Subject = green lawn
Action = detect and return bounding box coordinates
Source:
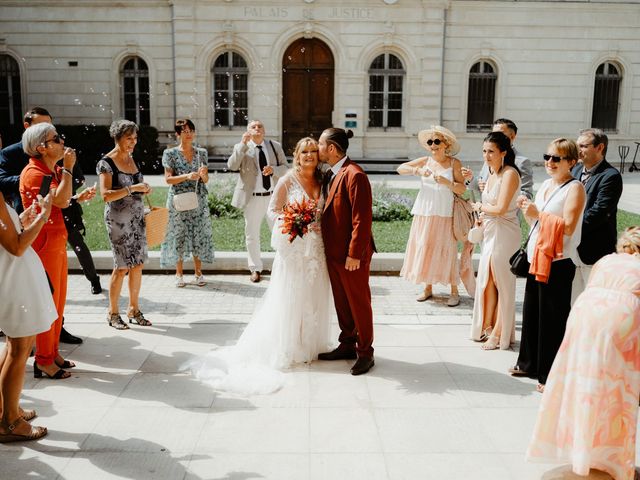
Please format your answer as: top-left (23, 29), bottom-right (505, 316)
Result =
top-left (77, 187), bottom-right (640, 253)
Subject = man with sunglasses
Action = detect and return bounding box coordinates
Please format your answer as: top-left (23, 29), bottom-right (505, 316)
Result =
top-left (462, 118), bottom-right (533, 201)
top-left (570, 128), bottom-right (622, 303)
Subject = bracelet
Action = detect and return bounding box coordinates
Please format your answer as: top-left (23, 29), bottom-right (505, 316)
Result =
top-left (125, 186), bottom-right (131, 196)
top-left (62, 168), bottom-right (72, 177)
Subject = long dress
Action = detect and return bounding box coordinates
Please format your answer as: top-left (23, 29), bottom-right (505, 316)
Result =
top-left (469, 172), bottom-right (521, 349)
top-left (187, 174), bottom-right (332, 394)
top-left (527, 253), bottom-right (640, 480)
top-left (400, 165), bottom-right (459, 285)
top-left (160, 147), bottom-right (215, 267)
top-left (96, 157), bottom-right (148, 268)
top-left (0, 204), bottom-right (57, 338)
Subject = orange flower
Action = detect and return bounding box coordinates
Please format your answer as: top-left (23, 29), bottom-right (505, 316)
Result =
top-left (281, 198), bottom-right (318, 243)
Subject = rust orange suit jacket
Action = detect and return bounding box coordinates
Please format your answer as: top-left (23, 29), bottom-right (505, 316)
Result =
top-left (322, 158), bottom-right (376, 263)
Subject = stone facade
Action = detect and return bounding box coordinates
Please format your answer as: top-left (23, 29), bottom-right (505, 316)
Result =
top-left (1, 0), bottom-right (638, 163)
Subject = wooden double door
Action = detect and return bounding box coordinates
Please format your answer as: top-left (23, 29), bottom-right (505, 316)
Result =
top-left (282, 38), bottom-right (334, 154)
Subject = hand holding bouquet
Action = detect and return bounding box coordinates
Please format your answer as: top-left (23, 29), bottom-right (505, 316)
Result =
top-left (280, 197), bottom-right (319, 243)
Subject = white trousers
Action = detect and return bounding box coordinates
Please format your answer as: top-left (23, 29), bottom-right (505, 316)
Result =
top-left (243, 195), bottom-right (273, 273)
top-left (571, 264), bottom-right (592, 306)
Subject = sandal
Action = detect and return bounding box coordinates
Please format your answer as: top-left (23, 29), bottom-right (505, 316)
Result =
top-left (477, 327), bottom-right (493, 342)
top-left (107, 313), bottom-right (130, 330)
top-left (33, 362), bottom-right (70, 379)
top-left (20, 408), bottom-right (37, 422)
top-left (481, 335), bottom-right (500, 350)
top-left (55, 358), bottom-right (76, 369)
top-left (0, 418), bottom-right (47, 443)
top-left (536, 383), bottom-right (545, 393)
top-left (508, 365), bottom-right (529, 377)
top-left (128, 310), bottom-right (152, 326)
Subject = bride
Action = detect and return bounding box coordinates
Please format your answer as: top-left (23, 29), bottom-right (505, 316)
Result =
top-left (187, 137), bottom-right (332, 394)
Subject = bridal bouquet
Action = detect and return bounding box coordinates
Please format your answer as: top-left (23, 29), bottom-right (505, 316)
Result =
top-left (280, 198), bottom-right (318, 243)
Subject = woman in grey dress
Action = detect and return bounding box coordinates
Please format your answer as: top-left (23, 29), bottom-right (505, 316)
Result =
top-left (97, 120), bottom-right (152, 329)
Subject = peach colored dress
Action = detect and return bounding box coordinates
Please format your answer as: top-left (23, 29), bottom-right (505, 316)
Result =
top-left (527, 253), bottom-right (640, 480)
top-left (400, 166), bottom-right (459, 285)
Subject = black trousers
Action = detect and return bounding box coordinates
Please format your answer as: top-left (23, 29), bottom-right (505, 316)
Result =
top-left (516, 258), bottom-right (575, 385)
top-left (67, 228), bottom-right (99, 283)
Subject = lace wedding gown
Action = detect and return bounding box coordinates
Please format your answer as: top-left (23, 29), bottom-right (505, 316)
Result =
top-left (187, 174), bottom-right (332, 394)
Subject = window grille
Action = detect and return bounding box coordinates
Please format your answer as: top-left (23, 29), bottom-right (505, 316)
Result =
top-left (0, 55), bottom-right (22, 125)
top-left (121, 57), bottom-right (150, 126)
top-left (591, 62), bottom-right (621, 133)
top-left (212, 52), bottom-right (248, 128)
top-left (368, 53), bottom-right (404, 129)
top-left (467, 61), bottom-right (496, 131)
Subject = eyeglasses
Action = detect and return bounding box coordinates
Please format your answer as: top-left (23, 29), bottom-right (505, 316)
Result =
top-left (426, 139), bottom-right (442, 146)
top-left (43, 134), bottom-right (64, 145)
top-left (543, 154), bottom-right (567, 163)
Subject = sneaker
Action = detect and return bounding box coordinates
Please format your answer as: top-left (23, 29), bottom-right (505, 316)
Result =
top-left (175, 275), bottom-right (186, 288)
top-left (194, 274), bottom-right (206, 287)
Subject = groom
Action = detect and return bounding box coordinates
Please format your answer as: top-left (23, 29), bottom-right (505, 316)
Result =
top-left (318, 128), bottom-right (376, 375)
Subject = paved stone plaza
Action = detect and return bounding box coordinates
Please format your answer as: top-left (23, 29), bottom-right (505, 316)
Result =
top-left (1, 271), bottom-right (637, 480)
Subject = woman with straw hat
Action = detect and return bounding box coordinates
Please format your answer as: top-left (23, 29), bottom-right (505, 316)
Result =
top-left (397, 126), bottom-right (467, 307)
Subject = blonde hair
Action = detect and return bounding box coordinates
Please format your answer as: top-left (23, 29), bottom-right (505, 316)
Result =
top-left (549, 138), bottom-right (579, 167)
top-left (292, 137), bottom-right (318, 171)
top-left (617, 226), bottom-right (640, 255)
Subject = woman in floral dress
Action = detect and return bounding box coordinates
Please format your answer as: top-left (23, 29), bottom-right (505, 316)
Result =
top-left (160, 119), bottom-right (214, 287)
top-left (527, 227), bottom-right (640, 480)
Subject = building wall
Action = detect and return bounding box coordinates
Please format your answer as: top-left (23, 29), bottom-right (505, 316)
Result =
top-left (0, 0), bottom-right (638, 163)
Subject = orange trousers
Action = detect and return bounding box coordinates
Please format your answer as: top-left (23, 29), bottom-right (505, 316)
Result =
top-left (32, 228), bottom-right (68, 366)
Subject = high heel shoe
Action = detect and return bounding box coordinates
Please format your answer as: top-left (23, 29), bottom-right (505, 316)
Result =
top-left (33, 362), bottom-right (70, 380)
top-left (127, 310), bottom-right (152, 326)
top-left (55, 359), bottom-right (75, 369)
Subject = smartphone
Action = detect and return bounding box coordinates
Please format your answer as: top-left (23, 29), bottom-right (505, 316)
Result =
top-left (39, 175), bottom-right (53, 197)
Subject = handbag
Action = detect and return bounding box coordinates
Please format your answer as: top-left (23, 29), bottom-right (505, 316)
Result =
top-left (452, 194), bottom-right (475, 242)
top-left (509, 178), bottom-right (576, 277)
top-left (173, 190), bottom-right (198, 211)
top-left (144, 196), bottom-right (169, 247)
top-left (172, 158), bottom-right (201, 212)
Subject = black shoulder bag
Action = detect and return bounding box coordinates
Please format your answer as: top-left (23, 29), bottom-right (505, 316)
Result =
top-left (509, 178), bottom-right (576, 277)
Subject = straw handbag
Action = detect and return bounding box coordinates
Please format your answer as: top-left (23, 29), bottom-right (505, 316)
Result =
top-left (144, 197), bottom-right (169, 247)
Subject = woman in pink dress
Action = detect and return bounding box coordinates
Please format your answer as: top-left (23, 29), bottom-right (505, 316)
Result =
top-left (527, 226), bottom-right (640, 480)
top-left (397, 126), bottom-right (467, 307)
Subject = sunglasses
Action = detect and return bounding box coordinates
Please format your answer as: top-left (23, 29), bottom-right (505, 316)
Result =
top-left (43, 134), bottom-right (65, 145)
top-left (301, 149), bottom-right (318, 154)
top-left (426, 139), bottom-right (442, 146)
top-left (543, 154), bottom-right (567, 163)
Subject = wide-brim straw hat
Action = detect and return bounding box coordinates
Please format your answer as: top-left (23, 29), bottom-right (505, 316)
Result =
top-left (418, 125), bottom-right (460, 156)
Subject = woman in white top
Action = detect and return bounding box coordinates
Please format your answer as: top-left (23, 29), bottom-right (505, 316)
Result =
top-left (0, 191), bottom-right (54, 442)
top-left (509, 138), bottom-right (586, 392)
top-left (469, 132), bottom-right (522, 350)
top-left (397, 126), bottom-right (467, 307)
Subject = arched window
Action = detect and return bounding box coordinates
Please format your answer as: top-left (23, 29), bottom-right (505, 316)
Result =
top-left (592, 62), bottom-right (621, 132)
top-left (368, 53), bottom-right (405, 129)
top-left (212, 51), bottom-right (248, 128)
top-left (467, 60), bottom-right (497, 131)
top-left (0, 55), bottom-right (22, 125)
top-left (121, 57), bottom-right (150, 126)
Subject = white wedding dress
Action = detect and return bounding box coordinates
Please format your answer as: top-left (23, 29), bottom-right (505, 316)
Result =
top-left (187, 174), bottom-right (332, 394)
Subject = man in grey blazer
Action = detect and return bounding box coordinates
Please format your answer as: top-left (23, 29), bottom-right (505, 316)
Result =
top-left (462, 118), bottom-right (534, 201)
top-left (227, 120), bottom-right (289, 282)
